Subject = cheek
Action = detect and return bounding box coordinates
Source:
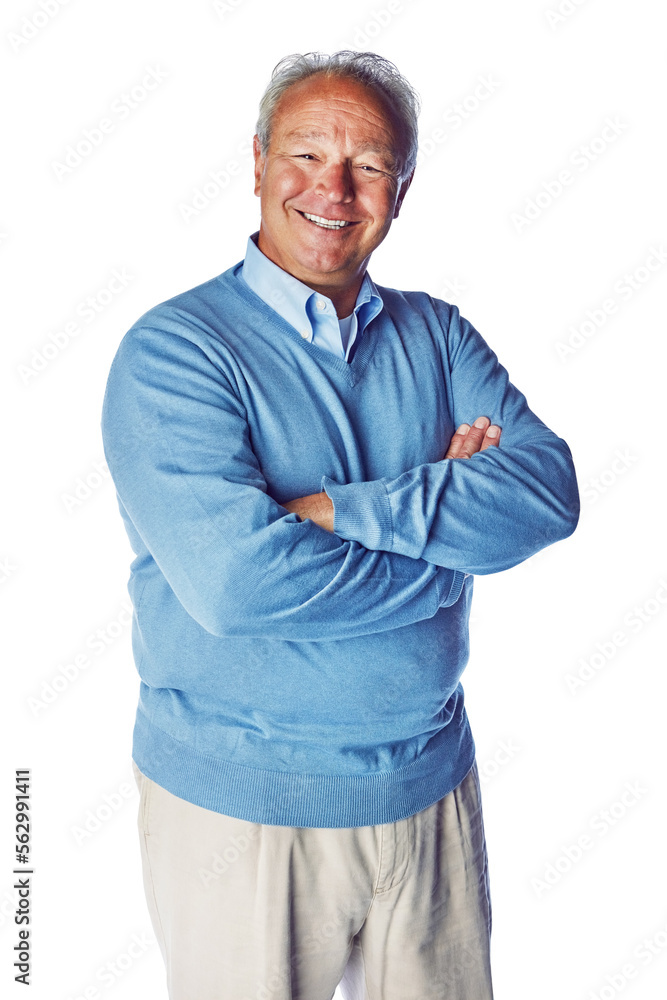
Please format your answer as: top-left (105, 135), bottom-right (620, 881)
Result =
top-left (366, 193), bottom-right (396, 229)
top-left (361, 181), bottom-right (397, 216)
top-left (264, 165), bottom-right (307, 207)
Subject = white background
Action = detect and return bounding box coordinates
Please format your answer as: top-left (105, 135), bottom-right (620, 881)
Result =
top-left (2, 0), bottom-right (666, 998)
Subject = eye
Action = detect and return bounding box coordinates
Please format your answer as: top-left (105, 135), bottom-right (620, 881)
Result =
top-left (296, 153), bottom-right (316, 160)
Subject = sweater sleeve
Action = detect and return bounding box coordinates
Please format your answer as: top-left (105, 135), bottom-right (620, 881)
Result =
top-left (100, 323), bottom-right (465, 641)
top-left (321, 301), bottom-right (580, 574)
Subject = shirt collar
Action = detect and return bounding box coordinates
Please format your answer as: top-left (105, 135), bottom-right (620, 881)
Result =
top-left (240, 231), bottom-right (383, 338)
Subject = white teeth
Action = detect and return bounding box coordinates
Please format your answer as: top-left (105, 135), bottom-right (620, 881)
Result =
top-left (302, 212), bottom-right (351, 229)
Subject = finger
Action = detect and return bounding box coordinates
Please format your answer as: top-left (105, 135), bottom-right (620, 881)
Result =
top-left (443, 423), bottom-right (471, 459)
top-left (457, 416), bottom-right (490, 458)
top-left (479, 425), bottom-right (501, 452)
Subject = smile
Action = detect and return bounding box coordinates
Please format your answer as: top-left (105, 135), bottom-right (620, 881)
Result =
top-left (298, 211), bottom-right (357, 230)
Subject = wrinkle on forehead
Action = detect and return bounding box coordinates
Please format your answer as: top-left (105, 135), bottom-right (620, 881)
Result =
top-left (278, 85), bottom-right (393, 132)
top-left (272, 78), bottom-right (400, 171)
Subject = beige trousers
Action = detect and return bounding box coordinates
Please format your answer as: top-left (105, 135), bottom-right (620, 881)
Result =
top-left (132, 758), bottom-right (493, 1000)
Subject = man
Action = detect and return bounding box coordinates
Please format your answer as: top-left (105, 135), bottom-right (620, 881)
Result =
top-left (101, 50), bottom-right (579, 1000)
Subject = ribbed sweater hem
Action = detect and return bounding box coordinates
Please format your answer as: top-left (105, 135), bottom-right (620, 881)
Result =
top-left (132, 703), bottom-right (475, 828)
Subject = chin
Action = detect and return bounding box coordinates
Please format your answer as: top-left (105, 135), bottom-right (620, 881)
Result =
top-left (296, 250), bottom-right (354, 275)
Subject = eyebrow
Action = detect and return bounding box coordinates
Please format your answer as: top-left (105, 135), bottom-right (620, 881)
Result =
top-left (281, 129), bottom-right (398, 171)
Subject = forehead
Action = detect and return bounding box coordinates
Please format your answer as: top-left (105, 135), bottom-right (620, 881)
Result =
top-left (272, 73), bottom-right (397, 147)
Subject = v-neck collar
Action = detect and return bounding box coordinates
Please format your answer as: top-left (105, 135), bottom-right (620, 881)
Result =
top-left (219, 264), bottom-right (382, 387)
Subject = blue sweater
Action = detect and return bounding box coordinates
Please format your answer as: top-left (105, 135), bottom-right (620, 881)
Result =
top-left (100, 252), bottom-right (579, 828)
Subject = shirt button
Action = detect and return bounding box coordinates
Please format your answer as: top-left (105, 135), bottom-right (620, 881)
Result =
top-left (300, 329), bottom-right (310, 339)
top-left (316, 299), bottom-right (325, 310)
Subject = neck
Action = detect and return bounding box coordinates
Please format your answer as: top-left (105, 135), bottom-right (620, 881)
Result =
top-left (307, 277), bottom-right (363, 318)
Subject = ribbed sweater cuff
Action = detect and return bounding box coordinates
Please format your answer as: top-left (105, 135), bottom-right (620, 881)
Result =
top-left (321, 475), bottom-right (393, 551)
top-left (440, 569), bottom-right (466, 607)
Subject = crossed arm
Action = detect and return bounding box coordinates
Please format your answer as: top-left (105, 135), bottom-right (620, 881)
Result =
top-left (282, 416), bottom-right (502, 531)
top-left (102, 299), bottom-right (578, 639)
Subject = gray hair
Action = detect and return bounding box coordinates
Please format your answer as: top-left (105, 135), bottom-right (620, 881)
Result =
top-left (255, 50), bottom-right (421, 181)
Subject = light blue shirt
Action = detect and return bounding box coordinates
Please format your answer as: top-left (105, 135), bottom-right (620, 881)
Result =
top-left (241, 231), bottom-right (383, 362)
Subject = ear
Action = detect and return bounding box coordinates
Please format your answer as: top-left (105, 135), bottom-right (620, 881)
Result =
top-left (253, 134), bottom-right (265, 197)
top-left (393, 168), bottom-right (415, 219)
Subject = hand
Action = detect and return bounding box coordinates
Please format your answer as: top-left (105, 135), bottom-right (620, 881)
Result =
top-left (444, 416), bottom-right (501, 459)
top-left (282, 491), bottom-right (335, 532)
top-left (281, 417), bottom-right (501, 530)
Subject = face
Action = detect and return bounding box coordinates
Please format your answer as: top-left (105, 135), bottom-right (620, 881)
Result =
top-left (253, 73), bottom-right (413, 311)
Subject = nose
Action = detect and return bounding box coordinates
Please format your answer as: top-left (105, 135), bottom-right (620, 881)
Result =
top-left (314, 161), bottom-right (354, 204)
